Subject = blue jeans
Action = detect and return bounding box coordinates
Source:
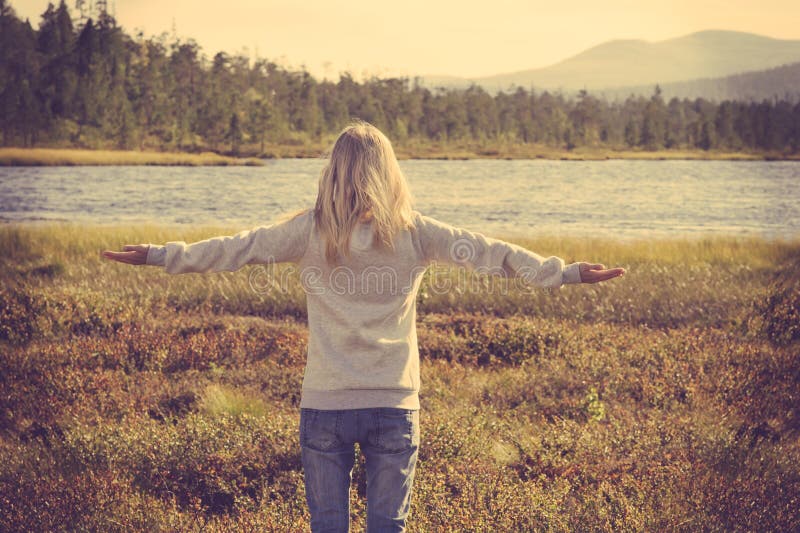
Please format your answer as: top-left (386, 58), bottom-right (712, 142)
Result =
top-left (300, 407), bottom-right (420, 533)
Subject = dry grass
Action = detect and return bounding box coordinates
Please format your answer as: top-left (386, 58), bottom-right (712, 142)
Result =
top-left (3, 144), bottom-right (796, 166)
top-left (391, 139), bottom-right (795, 161)
top-left (0, 148), bottom-right (264, 166)
top-left (1, 223), bottom-right (798, 531)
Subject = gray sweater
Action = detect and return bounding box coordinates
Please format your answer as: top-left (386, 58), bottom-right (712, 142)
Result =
top-left (146, 210), bottom-right (582, 410)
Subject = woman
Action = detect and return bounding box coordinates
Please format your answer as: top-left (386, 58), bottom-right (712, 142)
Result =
top-left (103, 121), bottom-right (624, 532)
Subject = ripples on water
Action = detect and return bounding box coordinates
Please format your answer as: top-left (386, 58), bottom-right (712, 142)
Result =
top-left (0, 159), bottom-right (798, 239)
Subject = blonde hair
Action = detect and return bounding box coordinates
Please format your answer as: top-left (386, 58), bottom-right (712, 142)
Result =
top-left (314, 121), bottom-right (414, 263)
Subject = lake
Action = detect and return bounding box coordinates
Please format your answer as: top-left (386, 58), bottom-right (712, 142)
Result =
top-left (1, 159), bottom-right (798, 240)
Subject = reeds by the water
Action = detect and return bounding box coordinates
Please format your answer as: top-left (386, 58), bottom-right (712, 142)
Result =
top-left (2, 144), bottom-right (794, 166)
top-left (393, 139), bottom-right (774, 160)
top-left (0, 147), bottom-right (263, 166)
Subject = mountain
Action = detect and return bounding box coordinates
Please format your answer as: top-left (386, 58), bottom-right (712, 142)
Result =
top-left (420, 31), bottom-right (800, 94)
top-left (597, 61), bottom-right (800, 103)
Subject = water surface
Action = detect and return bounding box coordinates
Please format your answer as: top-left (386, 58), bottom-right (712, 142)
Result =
top-left (1, 159), bottom-right (797, 239)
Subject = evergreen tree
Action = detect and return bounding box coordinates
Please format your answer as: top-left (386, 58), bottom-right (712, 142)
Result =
top-left (698, 120), bottom-right (716, 150)
top-left (640, 86), bottom-right (667, 149)
top-left (0, 7), bottom-right (41, 145)
top-left (570, 89), bottom-right (602, 145)
top-left (226, 112), bottom-right (242, 154)
top-left (714, 101), bottom-right (740, 149)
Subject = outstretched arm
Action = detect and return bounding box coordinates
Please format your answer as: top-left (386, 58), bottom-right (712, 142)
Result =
top-left (414, 213), bottom-right (624, 288)
top-left (102, 210), bottom-right (313, 273)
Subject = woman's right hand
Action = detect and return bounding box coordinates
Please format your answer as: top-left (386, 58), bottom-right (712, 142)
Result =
top-left (102, 244), bottom-right (149, 265)
top-left (579, 263), bottom-right (626, 283)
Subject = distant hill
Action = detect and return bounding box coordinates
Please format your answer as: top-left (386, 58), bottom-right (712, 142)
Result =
top-left (420, 30), bottom-right (800, 95)
top-left (598, 61), bottom-right (800, 103)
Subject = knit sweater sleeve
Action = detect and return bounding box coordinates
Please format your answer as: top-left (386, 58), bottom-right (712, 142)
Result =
top-left (145, 210), bottom-right (313, 274)
top-left (414, 213), bottom-right (582, 288)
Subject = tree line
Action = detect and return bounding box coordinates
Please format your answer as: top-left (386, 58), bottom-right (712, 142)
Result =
top-left (2, 0), bottom-right (799, 155)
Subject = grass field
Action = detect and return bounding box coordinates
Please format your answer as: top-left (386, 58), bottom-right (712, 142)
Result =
top-left (1, 224), bottom-right (798, 531)
top-left (2, 144), bottom-right (797, 166)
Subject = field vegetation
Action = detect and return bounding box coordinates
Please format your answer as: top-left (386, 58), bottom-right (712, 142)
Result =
top-left (3, 144), bottom-right (789, 167)
top-left (391, 141), bottom-right (779, 161)
top-left (1, 224), bottom-right (798, 531)
top-left (0, 148), bottom-right (263, 167)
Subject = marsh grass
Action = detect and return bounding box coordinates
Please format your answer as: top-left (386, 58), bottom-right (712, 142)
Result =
top-left (0, 148), bottom-right (263, 167)
top-left (1, 223), bottom-right (799, 531)
top-left (4, 144), bottom-right (797, 167)
top-left (392, 139), bottom-right (782, 161)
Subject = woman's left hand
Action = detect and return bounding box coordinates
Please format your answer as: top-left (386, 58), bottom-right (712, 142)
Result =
top-left (102, 244), bottom-right (149, 265)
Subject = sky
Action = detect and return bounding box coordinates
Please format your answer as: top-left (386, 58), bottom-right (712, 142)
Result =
top-left (9, 0), bottom-right (800, 80)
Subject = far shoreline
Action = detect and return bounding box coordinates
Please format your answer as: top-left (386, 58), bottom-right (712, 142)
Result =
top-left (1, 146), bottom-right (799, 166)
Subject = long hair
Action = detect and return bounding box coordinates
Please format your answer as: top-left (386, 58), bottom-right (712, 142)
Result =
top-left (314, 121), bottom-right (414, 263)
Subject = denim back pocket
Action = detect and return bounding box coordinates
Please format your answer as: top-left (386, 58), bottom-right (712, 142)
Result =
top-left (374, 408), bottom-right (420, 452)
top-left (300, 409), bottom-right (343, 452)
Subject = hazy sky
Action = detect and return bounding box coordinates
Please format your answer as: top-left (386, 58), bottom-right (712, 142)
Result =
top-left (10, 0), bottom-right (800, 79)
